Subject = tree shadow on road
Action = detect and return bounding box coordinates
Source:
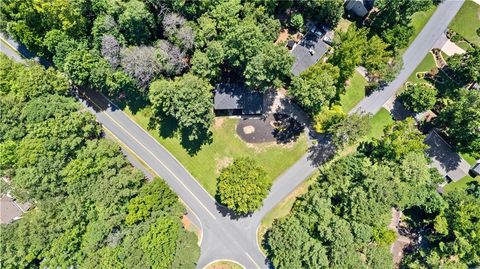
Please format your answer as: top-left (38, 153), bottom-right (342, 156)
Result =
top-left (214, 202), bottom-right (253, 220)
top-left (307, 135), bottom-right (336, 167)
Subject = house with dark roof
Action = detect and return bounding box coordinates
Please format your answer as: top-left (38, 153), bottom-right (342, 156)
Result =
top-left (290, 24), bottom-right (333, 76)
top-left (214, 83), bottom-right (264, 116)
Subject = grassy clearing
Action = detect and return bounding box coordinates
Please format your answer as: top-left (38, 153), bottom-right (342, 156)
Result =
top-left (444, 175), bottom-right (479, 192)
top-left (339, 71), bottom-right (367, 113)
top-left (125, 107), bottom-right (308, 195)
top-left (461, 153), bottom-right (477, 166)
top-left (407, 52), bottom-right (436, 83)
top-left (449, 0), bottom-right (480, 47)
top-left (368, 108), bottom-right (395, 139)
top-left (336, 18), bottom-right (352, 33)
top-left (206, 261), bottom-right (244, 269)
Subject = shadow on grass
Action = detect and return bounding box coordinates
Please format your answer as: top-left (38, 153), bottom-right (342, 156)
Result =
top-left (149, 113), bottom-right (213, 156)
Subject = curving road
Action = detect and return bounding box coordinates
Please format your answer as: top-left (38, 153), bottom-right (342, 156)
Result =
top-left (0, 1), bottom-right (464, 267)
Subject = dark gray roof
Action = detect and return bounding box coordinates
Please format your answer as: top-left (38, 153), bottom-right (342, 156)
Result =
top-left (214, 84), bottom-right (263, 114)
top-left (291, 32), bottom-right (328, 76)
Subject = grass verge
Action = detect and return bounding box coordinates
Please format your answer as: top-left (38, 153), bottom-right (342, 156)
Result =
top-left (206, 261), bottom-right (244, 269)
top-left (368, 108), bottom-right (395, 139)
top-left (444, 175), bottom-right (479, 192)
top-left (449, 0), bottom-right (480, 47)
top-left (339, 70), bottom-right (367, 113)
top-left (125, 107), bottom-right (308, 195)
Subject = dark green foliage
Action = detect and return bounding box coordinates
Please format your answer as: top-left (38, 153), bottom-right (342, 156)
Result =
top-left (329, 113), bottom-right (371, 148)
top-left (370, 0), bottom-right (434, 51)
top-left (402, 189), bottom-right (480, 268)
top-left (437, 89), bottom-right (480, 157)
top-left (448, 47), bottom-right (480, 84)
top-left (149, 73), bottom-right (214, 142)
top-left (216, 157), bottom-right (271, 214)
top-left (400, 83), bottom-right (438, 113)
top-left (0, 54), bottom-right (199, 269)
top-left (266, 118), bottom-right (445, 269)
top-left (289, 63), bottom-right (340, 114)
top-left (360, 118), bottom-right (427, 162)
top-left (300, 0), bottom-right (344, 26)
top-left (244, 42), bottom-right (294, 91)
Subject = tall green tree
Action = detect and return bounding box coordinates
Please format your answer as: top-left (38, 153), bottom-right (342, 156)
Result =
top-left (437, 89), bottom-right (480, 157)
top-left (149, 73), bottom-right (214, 142)
top-left (244, 42), bottom-right (294, 91)
top-left (400, 83), bottom-right (437, 113)
top-left (289, 63), bottom-right (339, 114)
top-left (216, 157), bottom-right (271, 214)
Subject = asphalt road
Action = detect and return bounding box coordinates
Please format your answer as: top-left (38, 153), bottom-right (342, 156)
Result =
top-left (0, 2), bottom-right (464, 267)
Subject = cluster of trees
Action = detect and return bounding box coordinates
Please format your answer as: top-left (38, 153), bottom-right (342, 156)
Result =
top-left (370, 0), bottom-right (435, 52)
top-left (0, 54), bottom-right (199, 268)
top-left (216, 158), bottom-right (271, 214)
top-left (437, 89), bottom-right (480, 158)
top-left (265, 116), bottom-right (479, 268)
top-left (190, 0), bottom-right (293, 91)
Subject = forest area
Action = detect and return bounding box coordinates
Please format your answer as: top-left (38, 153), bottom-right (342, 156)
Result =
top-left (0, 55), bottom-right (199, 268)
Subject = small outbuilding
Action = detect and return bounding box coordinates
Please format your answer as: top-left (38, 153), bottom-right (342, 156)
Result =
top-left (214, 83), bottom-right (264, 116)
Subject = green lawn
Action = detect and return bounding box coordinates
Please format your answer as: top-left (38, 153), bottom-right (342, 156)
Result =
top-left (125, 107), bottom-right (308, 195)
top-left (449, 0), bottom-right (480, 47)
top-left (339, 71), bottom-right (367, 113)
top-left (461, 153), bottom-right (477, 166)
top-left (409, 5), bottom-right (438, 45)
top-left (407, 52), bottom-right (436, 83)
top-left (368, 108), bottom-right (395, 139)
top-left (444, 175), bottom-right (479, 192)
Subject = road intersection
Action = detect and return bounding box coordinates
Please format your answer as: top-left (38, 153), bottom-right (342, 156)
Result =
top-left (0, 1), bottom-right (464, 267)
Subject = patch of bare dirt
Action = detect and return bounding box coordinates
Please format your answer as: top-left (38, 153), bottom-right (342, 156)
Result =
top-left (181, 214), bottom-right (191, 230)
top-left (216, 156), bottom-right (233, 174)
top-left (275, 29), bottom-right (289, 44)
top-left (214, 117), bottom-right (225, 128)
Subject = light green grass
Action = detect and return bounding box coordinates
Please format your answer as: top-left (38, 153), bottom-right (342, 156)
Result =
top-left (125, 107), bottom-right (308, 195)
top-left (444, 175), bottom-right (479, 192)
top-left (368, 108), bottom-right (394, 139)
top-left (206, 261), bottom-right (243, 269)
top-left (449, 0), bottom-right (480, 47)
top-left (339, 71), bottom-right (367, 113)
top-left (456, 40), bottom-right (473, 51)
top-left (461, 153), bottom-right (477, 166)
top-left (409, 5), bottom-right (438, 45)
top-left (407, 52), bottom-right (436, 83)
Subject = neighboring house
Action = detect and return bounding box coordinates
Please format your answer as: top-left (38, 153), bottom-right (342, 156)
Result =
top-left (290, 24), bottom-right (332, 76)
top-left (345, 0), bottom-right (375, 17)
top-left (469, 82), bottom-right (479, 91)
top-left (214, 83), bottom-right (264, 116)
top-left (424, 130), bottom-right (471, 182)
top-left (471, 161), bottom-right (480, 177)
top-left (0, 194), bottom-right (31, 224)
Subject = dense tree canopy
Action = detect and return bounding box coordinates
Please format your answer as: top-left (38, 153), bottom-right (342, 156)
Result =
top-left (289, 63), bottom-right (340, 114)
top-left (400, 83), bottom-right (437, 113)
top-left (448, 47), bottom-right (480, 84)
top-left (149, 73), bottom-right (214, 142)
top-left (0, 54), bottom-right (199, 269)
top-left (216, 157), bottom-right (271, 214)
top-left (437, 89), bottom-right (480, 158)
top-left (266, 117), bottom-right (445, 269)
